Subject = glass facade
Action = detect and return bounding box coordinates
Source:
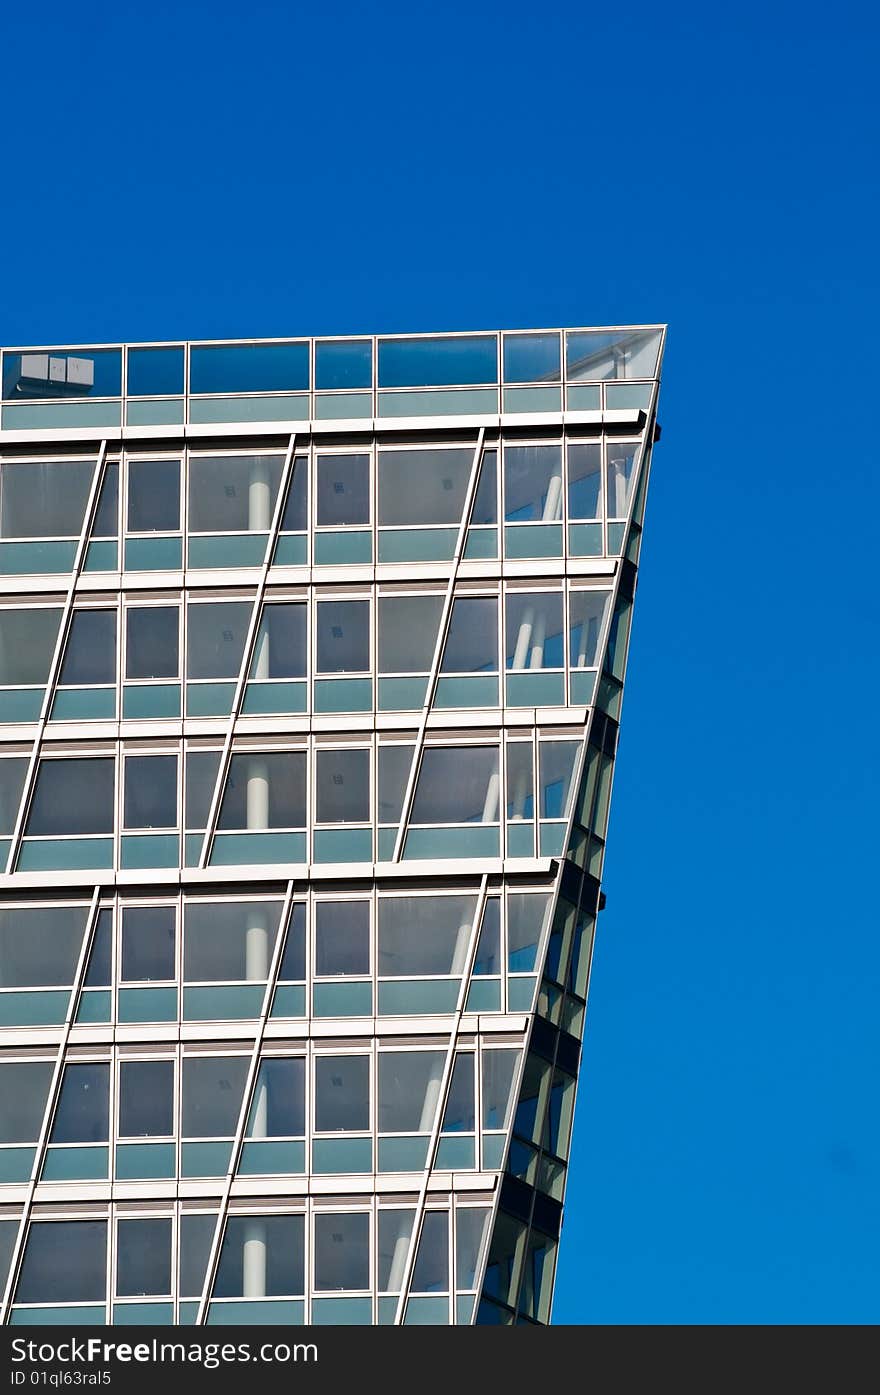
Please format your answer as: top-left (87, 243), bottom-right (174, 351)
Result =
top-left (0, 323), bottom-right (664, 1326)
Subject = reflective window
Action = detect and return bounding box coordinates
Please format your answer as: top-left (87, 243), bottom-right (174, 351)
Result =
top-left (378, 336), bottom-right (497, 388)
top-left (0, 904), bottom-right (88, 987)
top-left (127, 459), bottom-right (180, 533)
top-left (50, 1062), bottom-right (110, 1143)
top-left (456, 1207), bottom-right (491, 1289)
top-left (247, 1058), bottom-right (305, 1137)
top-left (84, 910), bottom-right (112, 987)
top-left (0, 460), bottom-right (93, 538)
top-left (0, 1061), bottom-right (53, 1141)
top-left (315, 749), bottom-right (370, 824)
top-left (378, 595), bottom-right (442, 674)
top-left (182, 1057), bottom-right (248, 1136)
top-left (218, 752), bottom-right (306, 830)
top-left (482, 1050), bottom-right (520, 1129)
top-left (569, 591), bottom-right (610, 669)
top-left (378, 1051), bottom-right (444, 1133)
top-left (59, 610), bottom-right (116, 686)
top-left (316, 454), bottom-right (370, 527)
top-left (377, 745), bottom-right (414, 828)
top-left (179, 1214), bottom-right (216, 1297)
top-left (0, 608), bottom-right (61, 685)
top-left (539, 741), bottom-right (581, 819)
top-left (186, 601), bottom-right (250, 679)
top-left (116, 1218), bottom-right (171, 1297)
top-left (505, 593), bottom-right (564, 670)
top-left (92, 463), bottom-right (119, 537)
top-left (474, 898), bottom-right (501, 975)
top-left (313, 1212), bottom-right (370, 1291)
top-left (121, 906), bottom-right (176, 981)
top-left (215, 1215), bottom-right (304, 1297)
top-left (250, 605), bottom-right (306, 678)
top-left (27, 758), bottom-right (114, 836)
top-left (411, 1211), bottom-right (448, 1292)
top-left (378, 1211), bottom-right (414, 1292)
top-left (279, 456), bottom-right (308, 532)
top-left (378, 895), bottom-right (477, 976)
top-left (316, 600), bottom-right (369, 673)
top-left (567, 443), bottom-right (602, 520)
top-left (440, 597), bottom-right (497, 673)
top-left (184, 900), bottom-right (283, 981)
top-left (126, 606), bottom-right (179, 679)
top-left (188, 455), bottom-right (283, 533)
top-left (118, 1060), bottom-right (174, 1137)
top-left (278, 904), bottom-right (307, 982)
top-left (442, 1054), bottom-right (475, 1132)
top-left (185, 751), bottom-right (220, 829)
top-left (507, 893), bottom-right (550, 972)
top-left (314, 1056), bottom-right (369, 1132)
top-left (566, 328), bottom-right (662, 380)
top-left (16, 1221), bottom-right (106, 1303)
top-left (3, 348), bottom-right (121, 400)
top-left (504, 445), bottom-right (563, 523)
top-left (606, 442), bottom-right (639, 518)
top-left (123, 755), bottom-right (178, 829)
top-left (0, 759), bottom-right (26, 836)
top-left (126, 346), bottom-right (184, 397)
top-left (471, 449), bottom-right (497, 525)
top-left (411, 746), bottom-right (499, 824)
top-left (378, 448), bottom-right (473, 526)
top-left (315, 339), bottom-right (372, 390)
top-left (190, 342), bottom-right (309, 395)
top-left (315, 902), bottom-right (370, 977)
top-left (503, 333), bottom-right (560, 384)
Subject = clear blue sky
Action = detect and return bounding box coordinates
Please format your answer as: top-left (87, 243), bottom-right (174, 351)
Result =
top-left (4, 0), bottom-right (878, 1325)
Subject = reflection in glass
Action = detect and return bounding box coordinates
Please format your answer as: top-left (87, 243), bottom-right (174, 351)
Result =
top-left (503, 333), bottom-right (561, 384)
top-left (0, 460), bottom-right (94, 538)
top-left (569, 591), bottom-right (610, 669)
top-left (59, 611), bottom-right (116, 686)
top-left (378, 895), bottom-right (477, 977)
top-left (567, 442), bottom-right (602, 520)
top-left (215, 1215), bottom-right (304, 1297)
top-left (190, 343), bottom-right (309, 395)
top-left (378, 1051), bottom-right (444, 1132)
top-left (315, 339), bottom-right (372, 390)
top-left (539, 741), bottom-right (581, 819)
top-left (182, 1057), bottom-right (248, 1136)
top-left (378, 448), bottom-right (472, 526)
top-left (378, 336), bottom-right (497, 388)
top-left (250, 605), bottom-right (306, 678)
top-left (126, 346), bottom-right (185, 397)
top-left (184, 901), bottom-right (283, 981)
top-left (504, 445), bottom-right (562, 522)
top-left (218, 752), bottom-right (306, 830)
top-left (186, 601), bottom-right (250, 679)
top-left (0, 608), bottom-right (61, 685)
top-left (505, 593), bottom-right (563, 670)
top-left (411, 746), bottom-right (499, 824)
top-left (188, 455), bottom-right (283, 533)
top-left (247, 1058), bottom-right (305, 1137)
top-left (378, 596), bottom-right (442, 674)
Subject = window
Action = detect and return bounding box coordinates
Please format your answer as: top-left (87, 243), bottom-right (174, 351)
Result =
top-left (456, 1208), bottom-right (491, 1289)
top-left (377, 745), bottom-right (414, 827)
top-left (539, 741), bottom-right (581, 819)
top-left (179, 1214), bottom-right (216, 1298)
top-left (127, 346), bottom-right (184, 397)
top-left (84, 911), bottom-right (112, 986)
top-left (26, 758), bottom-right (115, 836)
top-left (506, 743), bottom-right (534, 821)
top-left (182, 1057), bottom-right (248, 1137)
top-left (315, 749), bottom-right (370, 823)
top-left (186, 601), bottom-right (250, 679)
top-left (250, 605), bottom-right (306, 678)
top-left (188, 455), bottom-right (283, 533)
top-left (0, 904), bottom-right (89, 988)
top-left (217, 752), bottom-right (306, 830)
top-left (482, 1050), bottom-right (520, 1130)
top-left (16, 1221), bottom-right (107, 1303)
top-left (607, 442), bottom-right (640, 519)
top-left (315, 902), bottom-right (370, 977)
top-left (316, 600), bottom-right (369, 673)
top-left (215, 1215), bottom-right (304, 1297)
top-left (440, 597), bottom-right (497, 673)
top-left (471, 449), bottom-right (497, 525)
top-left (50, 1062), bottom-right (110, 1143)
top-left (118, 1060), bottom-right (174, 1137)
top-left (505, 593), bottom-right (563, 670)
top-left (0, 460), bottom-right (94, 538)
top-left (507, 893), bottom-right (550, 973)
top-left (123, 755), bottom-right (178, 829)
top-left (313, 1212), bottom-right (370, 1291)
top-left (0, 1061), bottom-right (53, 1141)
top-left (314, 1056), bottom-right (369, 1132)
top-left (247, 1058), bottom-right (305, 1137)
top-left (378, 448), bottom-right (473, 526)
top-left (185, 749), bottom-right (220, 831)
top-left (58, 611), bottom-right (116, 686)
top-left (567, 443), bottom-right (602, 520)
top-left (279, 456), bottom-right (308, 532)
top-left (315, 340), bottom-right (372, 390)
top-left (411, 1211), bottom-right (448, 1292)
top-left (378, 895), bottom-right (477, 977)
top-left (569, 591), bottom-right (610, 669)
top-left (0, 759), bottom-right (26, 837)
top-left (184, 900), bottom-right (283, 981)
top-left (92, 463), bottom-right (119, 538)
top-left (125, 607), bottom-right (179, 680)
top-left (442, 1054), bottom-right (475, 1132)
top-left (474, 898), bottom-right (501, 975)
top-left (127, 459), bottom-right (180, 533)
top-left (504, 445), bottom-right (563, 522)
top-left (410, 747), bottom-right (499, 824)
top-left (316, 453), bottom-right (370, 527)
top-left (278, 903), bottom-right (306, 982)
top-left (116, 1219), bottom-right (171, 1297)
top-left (190, 342), bottom-right (308, 395)
top-left (0, 608), bottom-right (61, 685)
top-left (378, 1211), bottom-right (415, 1292)
top-left (503, 332), bottom-right (560, 384)
top-left (121, 905), bottom-right (176, 981)
top-left (378, 1051), bottom-right (444, 1133)
top-left (377, 595), bottom-right (442, 674)
top-left (378, 335), bottom-right (497, 388)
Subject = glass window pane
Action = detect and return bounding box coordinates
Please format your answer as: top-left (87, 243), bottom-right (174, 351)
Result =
top-left (503, 333), bottom-right (560, 384)
top-left (186, 601), bottom-right (250, 679)
top-left (378, 336), bottom-right (497, 388)
top-left (482, 1050), bottom-right (520, 1130)
top-left (315, 749), bottom-right (369, 824)
top-left (27, 758), bottom-right (114, 836)
top-left (471, 449), bottom-right (497, 525)
top-left (378, 1051), bottom-right (445, 1133)
top-left (92, 462), bottom-right (119, 538)
top-left (315, 902), bottom-right (370, 977)
top-left (378, 895), bottom-right (477, 977)
top-left (250, 605), bottom-right (306, 679)
top-left (378, 1210), bottom-right (414, 1291)
top-left (50, 1062), bottom-right (109, 1143)
top-left (377, 745), bottom-right (414, 826)
top-left (248, 1058), bottom-right (305, 1137)
top-left (179, 1214), bottom-right (217, 1297)
top-left (116, 1218), bottom-right (171, 1297)
top-left (316, 600), bottom-right (369, 674)
top-left (411, 1211), bottom-right (448, 1292)
top-left (121, 906), bottom-right (176, 982)
top-left (126, 346), bottom-right (185, 397)
top-left (314, 1056), bottom-right (369, 1132)
top-left (606, 442), bottom-right (640, 518)
top-left (378, 596), bottom-right (442, 674)
top-left (0, 460), bottom-right (93, 538)
top-left (539, 741), bottom-right (581, 819)
top-left (279, 456), bottom-right (308, 532)
top-left (473, 898), bottom-right (500, 975)
top-left (316, 453), bottom-right (370, 527)
top-left (0, 608), bottom-right (61, 685)
top-left (218, 752), bottom-right (306, 830)
top-left (315, 339), bottom-right (372, 390)
top-left (504, 445), bottom-right (563, 523)
top-left (507, 893), bottom-right (550, 973)
top-left (214, 1215), bottom-right (304, 1297)
top-left (0, 1061), bottom-right (53, 1141)
top-left (456, 1207), bottom-right (491, 1289)
top-left (17, 1221), bottom-right (106, 1303)
top-left (59, 610), bottom-right (116, 686)
top-left (184, 900), bottom-right (282, 982)
top-left (566, 328), bottom-right (662, 381)
top-left (442, 1055), bottom-right (475, 1132)
top-left (439, 597), bottom-right (497, 673)
top-left (4, 348), bottom-right (120, 399)
top-left (505, 593), bottom-right (563, 671)
top-left (378, 448), bottom-right (472, 526)
top-left (188, 455), bottom-right (283, 533)
top-left (124, 755), bottom-right (177, 829)
top-left (0, 904), bottom-right (88, 988)
top-left (127, 459), bottom-right (180, 533)
top-left (182, 1057), bottom-right (248, 1136)
top-left (569, 591), bottom-right (610, 669)
top-left (185, 750), bottom-right (220, 829)
top-left (278, 903), bottom-right (306, 981)
top-left (567, 443), bottom-right (602, 520)
top-left (506, 741), bottom-right (535, 821)
top-left (119, 1061), bottom-right (174, 1137)
top-left (411, 746), bottom-right (499, 824)
top-left (83, 908), bottom-right (112, 987)
top-left (190, 343), bottom-right (309, 394)
top-left (126, 607), bottom-right (179, 679)
top-left (313, 1212), bottom-right (369, 1291)
top-left (0, 759), bottom-right (26, 836)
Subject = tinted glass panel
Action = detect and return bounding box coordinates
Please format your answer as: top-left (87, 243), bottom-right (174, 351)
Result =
top-left (279, 456), bottom-right (308, 532)
top-left (314, 1056), bottom-right (369, 1131)
top-left (378, 596), bottom-right (442, 674)
top-left (184, 900), bottom-right (282, 980)
top-left (121, 906), bottom-right (176, 982)
top-left (316, 600), bottom-right (369, 673)
top-left (410, 747), bottom-right (499, 824)
top-left (127, 460), bottom-right (180, 532)
top-left (248, 1058), bottom-right (305, 1137)
top-left (187, 601), bottom-right (250, 679)
top-left (0, 461), bottom-right (93, 538)
top-left (315, 749), bottom-right (370, 823)
top-left (190, 343), bottom-right (309, 394)
top-left (124, 755), bottom-right (178, 829)
top-left (126, 346), bottom-right (185, 397)
top-left (182, 1057), bottom-right (248, 1136)
top-left (119, 1061), bottom-right (174, 1137)
top-left (503, 333), bottom-right (561, 384)
top-left (92, 462), bottom-right (119, 538)
top-left (378, 448), bottom-right (472, 526)
top-left (215, 1215), bottom-right (304, 1297)
top-left (250, 605), bottom-right (306, 678)
top-left (27, 758), bottom-right (114, 836)
top-left (313, 1212), bottom-right (369, 1291)
top-left (0, 608), bottom-right (61, 685)
top-left (17, 1221), bottom-right (107, 1303)
top-left (188, 455), bottom-right (283, 533)
top-left (117, 1218), bottom-right (172, 1296)
top-left (59, 610), bottom-right (116, 686)
top-left (0, 904), bottom-right (88, 988)
top-left (441, 597), bottom-right (497, 672)
top-left (50, 1062), bottom-right (110, 1142)
top-left (218, 752), bottom-right (306, 830)
top-left (316, 454), bottom-right (370, 527)
top-left (378, 336), bottom-right (497, 387)
top-left (0, 1061), bottom-right (53, 1141)
top-left (315, 902), bottom-right (370, 976)
top-left (126, 607), bottom-right (179, 679)
top-left (315, 340), bottom-right (372, 390)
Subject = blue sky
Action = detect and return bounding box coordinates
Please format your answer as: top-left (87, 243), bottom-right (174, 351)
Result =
top-left (3, 0), bottom-right (879, 1324)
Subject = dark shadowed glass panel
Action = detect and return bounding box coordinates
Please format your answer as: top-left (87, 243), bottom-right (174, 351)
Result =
top-left (126, 346), bottom-right (185, 397)
top-left (315, 749), bottom-right (369, 823)
top-left (0, 608), bottom-right (61, 685)
top-left (92, 462), bottom-right (119, 538)
top-left (315, 901), bottom-right (370, 976)
top-left (410, 747), bottom-right (499, 824)
top-left (377, 745), bottom-right (414, 825)
top-left (440, 597), bottom-right (497, 673)
top-left (0, 460), bottom-right (93, 538)
top-left (503, 333), bottom-right (561, 384)
top-left (442, 1054), bottom-right (475, 1132)
top-left (247, 1058), bottom-right (305, 1136)
top-left (83, 909), bottom-right (112, 987)
top-left (126, 606), bottom-right (179, 679)
top-left (471, 450), bottom-right (497, 525)
top-left (378, 596), bottom-right (442, 674)
top-left (0, 758), bottom-right (26, 836)
top-left (250, 605), bottom-right (306, 678)
top-left (186, 601), bottom-right (250, 679)
top-left (59, 610), bottom-right (116, 685)
top-left (27, 758), bottom-right (114, 835)
top-left (190, 343), bottom-right (309, 394)
top-left (314, 1212), bottom-right (370, 1291)
top-left (119, 1061), bottom-right (174, 1137)
top-left (473, 898), bottom-right (500, 975)
top-left (218, 752), bottom-right (306, 829)
top-left (377, 448), bottom-right (472, 526)
top-left (316, 600), bottom-right (369, 673)
top-left (117, 1218), bottom-right (172, 1296)
top-left (215, 1215), bottom-right (305, 1297)
top-left (314, 1056), bottom-right (369, 1131)
top-left (17, 1221), bottom-right (107, 1303)
top-left (0, 1061), bottom-right (53, 1141)
top-left (127, 459), bottom-right (180, 532)
top-left (378, 336), bottom-right (497, 387)
top-left (124, 755), bottom-right (178, 829)
top-left (316, 454), bottom-right (370, 527)
top-left (411, 1211), bottom-right (448, 1292)
top-left (121, 905), bottom-right (176, 982)
top-left (278, 903), bottom-right (306, 981)
top-left (182, 1057), bottom-right (248, 1136)
top-left (188, 455), bottom-right (283, 533)
top-left (185, 751), bottom-right (220, 829)
top-left (184, 900), bottom-right (282, 981)
top-left (179, 1214), bottom-right (217, 1296)
top-left (0, 904), bottom-right (88, 988)
top-left (50, 1062), bottom-right (110, 1142)
top-left (279, 457), bottom-right (308, 532)
top-left (315, 339), bottom-right (372, 390)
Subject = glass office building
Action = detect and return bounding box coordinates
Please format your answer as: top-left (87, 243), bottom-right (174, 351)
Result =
top-left (0, 326), bottom-right (664, 1326)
